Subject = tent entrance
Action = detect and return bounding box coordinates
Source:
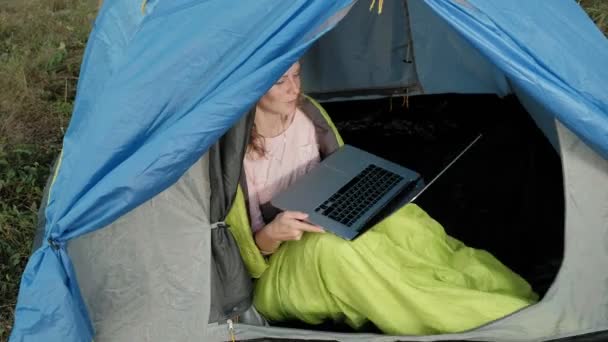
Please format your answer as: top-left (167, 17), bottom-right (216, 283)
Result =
top-left (239, 94), bottom-right (565, 337)
top-left (321, 94), bottom-right (565, 298)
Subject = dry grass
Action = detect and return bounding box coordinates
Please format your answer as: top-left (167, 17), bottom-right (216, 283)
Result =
top-left (580, 0), bottom-right (608, 35)
top-left (0, 0), bottom-right (96, 147)
top-left (0, 0), bottom-right (97, 339)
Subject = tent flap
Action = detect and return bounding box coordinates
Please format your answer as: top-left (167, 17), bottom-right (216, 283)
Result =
top-left (10, 1), bottom-right (355, 341)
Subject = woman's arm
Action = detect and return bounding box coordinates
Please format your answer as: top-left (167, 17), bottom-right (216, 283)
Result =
top-left (254, 226), bottom-right (283, 255)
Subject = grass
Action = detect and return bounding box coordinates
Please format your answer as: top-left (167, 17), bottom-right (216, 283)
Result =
top-left (580, 0), bottom-right (608, 36)
top-left (0, 145), bottom-right (56, 339)
top-left (0, 0), bottom-right (96, 146)
top-left (0, 0), bottom-right (97, 339)
top-left (0, 1), bottom-right (606, 340)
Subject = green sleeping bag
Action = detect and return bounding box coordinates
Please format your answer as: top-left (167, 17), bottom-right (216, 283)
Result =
top-left (246, 203), bottom-right (537, 335)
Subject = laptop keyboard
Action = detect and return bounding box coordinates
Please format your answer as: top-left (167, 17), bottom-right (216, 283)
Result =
top-left (314, 164), bottom-right (404, 227)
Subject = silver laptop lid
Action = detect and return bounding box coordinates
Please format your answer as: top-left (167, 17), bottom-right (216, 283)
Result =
top-left (272, 145), bottom-right (420, 239)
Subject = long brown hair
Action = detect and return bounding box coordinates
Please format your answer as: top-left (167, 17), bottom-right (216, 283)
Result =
top-left (247, 121), bottom-right (266, 160)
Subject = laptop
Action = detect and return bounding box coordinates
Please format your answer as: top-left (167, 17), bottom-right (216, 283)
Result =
top-left (271, 134), bottom-right (482, 240)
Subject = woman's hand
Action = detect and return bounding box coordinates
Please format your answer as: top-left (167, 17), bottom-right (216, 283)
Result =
top-left (254, 211), bottom-right (324, 255)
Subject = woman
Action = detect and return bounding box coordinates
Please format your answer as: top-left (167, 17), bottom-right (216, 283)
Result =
top-left (235, 61), bottom-right (538, 335)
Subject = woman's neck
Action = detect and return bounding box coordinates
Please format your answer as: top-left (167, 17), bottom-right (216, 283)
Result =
top-left (254, 108), bottom-right (296, 138)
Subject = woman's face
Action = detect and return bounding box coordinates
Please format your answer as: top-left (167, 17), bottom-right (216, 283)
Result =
top-left (257, 62), bottom-right (301, 117)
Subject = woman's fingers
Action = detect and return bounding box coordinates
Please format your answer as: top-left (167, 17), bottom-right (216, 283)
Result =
top-left (272, 211), bottom-right (326, 241)
top-left (281, 210), bottom-right (309, 220)
top-left (284, 217), bottom-right (325, 234)
top-left (291, 230), bottom-right (303, 241)
top-left (295, 221), bottom-right (325, 233)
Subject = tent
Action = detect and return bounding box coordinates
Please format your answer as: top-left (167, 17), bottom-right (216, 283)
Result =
top-left (10, 0), bottom-right (608, 341)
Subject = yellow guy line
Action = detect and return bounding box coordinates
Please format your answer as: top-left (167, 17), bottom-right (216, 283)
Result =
top-left (369, 0), bottom-right (384, 14)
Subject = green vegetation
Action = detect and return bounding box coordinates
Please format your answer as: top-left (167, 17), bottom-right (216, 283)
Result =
top-left (581, 0), bottom-right (608, 36)
top-left (0, 0), bottom-right (606, 340)
top-left (0, 0), bottom-right (97, 338)
top-left (0, 145), bottom-right (56, 339)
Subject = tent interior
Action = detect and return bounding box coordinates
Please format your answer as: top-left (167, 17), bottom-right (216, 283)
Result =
top-left (269, 94), bottom-right (565, 333)
top-left (241, 0), bottom-right (571, 335)
top-left (296, 0), bottom-right (567, 324)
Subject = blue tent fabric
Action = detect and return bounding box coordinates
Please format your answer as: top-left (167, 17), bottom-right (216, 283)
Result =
top-left (10, 1), bottom-right (354, 341)
top-left (423, 0), bottom-right (608, 159)
top-left (10, 0), bottom-right (608, 341)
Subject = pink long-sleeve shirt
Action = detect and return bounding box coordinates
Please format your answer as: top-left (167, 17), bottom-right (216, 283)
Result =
top-left (243, 109), bottom-right (320, 232)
